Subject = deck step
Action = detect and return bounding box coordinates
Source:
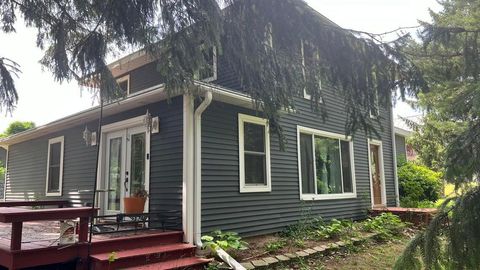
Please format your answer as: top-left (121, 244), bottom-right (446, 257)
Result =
top-left (91, 231), bottom-right (184, 254)
top-left (121, 257), bottom-right (212, 270)
top-left (90, 243), bottom-right (196, 269)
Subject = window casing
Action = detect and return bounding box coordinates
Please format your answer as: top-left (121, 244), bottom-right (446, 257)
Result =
top-left (45, 136), bottom-right (64, 196)
top-left (239, 114), bottom-right (271, 193)
top-left (297, 126), bottom-right (356, 200)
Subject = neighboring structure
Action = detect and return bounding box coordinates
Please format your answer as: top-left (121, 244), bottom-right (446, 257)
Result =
top-left (394, 126), bottom-right (416, 162)
top-left (0, 4), bottom-right (399, 242)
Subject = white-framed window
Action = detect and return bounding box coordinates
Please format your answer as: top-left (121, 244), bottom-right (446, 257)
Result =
top-left (369, 88), bottom-right (379, 118)
top-left (301, 39), bottom-right (323, 102)
top-left (116, 74), bottom-right (130, 95)
top-left (45, 136), bottom-right (64, 196)
top-left (195, 46), bottom-right (218, 82)
top-left (238, 114), bottom-right (271, 193)
top-left (297, 126), bottom-right (356, 200)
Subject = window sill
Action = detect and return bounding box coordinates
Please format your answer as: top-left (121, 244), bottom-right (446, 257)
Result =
top-left (46, 192), bottom-right (62, 197)
top-left (300, 193), bottom-right (356, 201)
top-left (240, 185), bottom-right (271, 193)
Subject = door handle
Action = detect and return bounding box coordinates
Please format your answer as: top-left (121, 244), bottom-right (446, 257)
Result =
top-left (124, 171), bottom-right (129, 192)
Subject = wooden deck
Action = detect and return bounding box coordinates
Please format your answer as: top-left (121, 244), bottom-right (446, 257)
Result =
top-left (0, 201), bottom-right (208, 270)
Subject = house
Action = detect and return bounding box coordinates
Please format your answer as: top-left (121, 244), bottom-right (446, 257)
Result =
top-left (0, 3), bottom-right (399, 244)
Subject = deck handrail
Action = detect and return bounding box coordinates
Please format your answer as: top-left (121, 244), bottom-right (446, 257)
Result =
top-left (0, 207), bottom-right (97, 251)
top-left (0, 200), bottom-right (70, 208)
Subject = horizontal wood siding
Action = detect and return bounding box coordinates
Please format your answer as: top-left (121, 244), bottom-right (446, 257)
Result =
top-left (5, 97), bottom-right (183, 228)
top-left (201, 87), bottom-right (396, 236)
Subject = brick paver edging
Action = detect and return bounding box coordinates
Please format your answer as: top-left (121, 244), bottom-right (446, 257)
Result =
top-left (239, 233), bottom-right (378, 269)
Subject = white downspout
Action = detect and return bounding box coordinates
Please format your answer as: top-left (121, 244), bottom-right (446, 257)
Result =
top-left (2, 146), bottom-right (8, 202)
top-left (390, 105), bottom-right (400, 207)
top-left (194, 91), bottom-right (213, 248)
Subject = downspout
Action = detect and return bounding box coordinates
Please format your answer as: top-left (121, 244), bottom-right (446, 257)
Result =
top-left (2, 146), bottom-right (8, 202)
top-left (390, 105), bottom-right (400, 207)
top-left (193, 91), bottom-right (212, 248)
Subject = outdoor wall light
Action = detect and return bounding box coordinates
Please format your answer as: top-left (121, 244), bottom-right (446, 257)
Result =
top-left (143, 110), bottom-right (160, 134)
top-left (82, 125), bottom-right (97, 146)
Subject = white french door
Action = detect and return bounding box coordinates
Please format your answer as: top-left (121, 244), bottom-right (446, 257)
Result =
top-left (102, 124), bottom-right (150, 215)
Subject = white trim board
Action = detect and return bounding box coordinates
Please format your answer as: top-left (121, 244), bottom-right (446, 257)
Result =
top-left (367, 139), bottom-right (387, 207)
top-left (45, 136), bottom-right (65, 197)
top-left (238, 113), bottom-right (272, 193)
top-left (296, 125), bottom-right (356, 201)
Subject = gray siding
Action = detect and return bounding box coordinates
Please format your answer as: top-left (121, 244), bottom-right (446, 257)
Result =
top-left (395, 134), bottom-right (407, 161)
top-left (201, 87), bottom-right (396, 236)
top-left (5, 97), bottom-right (184, 227)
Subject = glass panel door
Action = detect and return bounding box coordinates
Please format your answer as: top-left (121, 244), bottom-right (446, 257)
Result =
top-left (104, 131), bottom-right (126, 213)
top-left (128, 130), bottom-right (146, 195)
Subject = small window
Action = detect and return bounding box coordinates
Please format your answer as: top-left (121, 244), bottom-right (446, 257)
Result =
top-left (238, 114), bottom-right (271, 193)
top-left (116, 75), bottom-right (130, 95)
top-left (301, 40), bottom-right (323, 102)
top-left (370, 88), bottom-right (379, 118)
top-left (297, 127), bottom-right (355, 200)
top-left (194, 46), bottom-right (217, 82)
top-left (46, 136), bottom-right (64, 196)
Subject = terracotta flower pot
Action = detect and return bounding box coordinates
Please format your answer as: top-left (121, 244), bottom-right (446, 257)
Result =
top-left (123, 197), bottom-right (146, 214)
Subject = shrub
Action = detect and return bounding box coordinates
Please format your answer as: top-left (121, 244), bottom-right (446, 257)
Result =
top-left (265, 239), bottom-right (286, 253)
top-left (362, 213), bottom-right (406, 241)
top-left (398, 162), bottom-right (442, 207)
top-left (201, 230), bottom-right (248, 252)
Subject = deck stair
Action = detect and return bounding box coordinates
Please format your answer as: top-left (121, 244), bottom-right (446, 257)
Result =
top-left (89, 231), bottom-right (211, 270)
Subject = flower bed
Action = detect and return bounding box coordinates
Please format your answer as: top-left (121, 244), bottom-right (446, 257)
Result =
top-left (203, 213), bottom-right (409, 270)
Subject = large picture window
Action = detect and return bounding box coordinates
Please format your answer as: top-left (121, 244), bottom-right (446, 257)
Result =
top-left (45, 136), bottom-right (64, 196)
top-left (297, 127), bottom-right (356, 200)
top-left (239, 114), bottom-right (271, 193)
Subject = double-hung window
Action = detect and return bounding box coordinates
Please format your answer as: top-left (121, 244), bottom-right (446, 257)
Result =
top-left (45, 136), bottom-right (64, 196)
top-left (297, 126), bottom-right (356, 200)
top-left (239, 114), bottom-right (271, 193)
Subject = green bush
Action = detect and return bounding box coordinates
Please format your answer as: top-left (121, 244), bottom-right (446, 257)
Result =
top-left (201, 230), bottom-right (248, 252)
top-left (398, 162), bottom-right (442, 208)
top-left (362, 213), bottom-right (406, 241)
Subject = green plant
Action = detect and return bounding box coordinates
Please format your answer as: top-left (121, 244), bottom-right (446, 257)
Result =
top-left (362, 213), bottom-right (406, 241)
top-left (264, 239), bottom-right (286, 253)
top-left (131, 186), bottom-right (149, 199)
top-left (201, 230), bottom-right (248, 253)
top-left (398, 162), bottom-right (442, 208)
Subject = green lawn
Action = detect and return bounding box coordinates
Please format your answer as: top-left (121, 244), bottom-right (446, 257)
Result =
top-left (274, 236), bottom-right (411, 270)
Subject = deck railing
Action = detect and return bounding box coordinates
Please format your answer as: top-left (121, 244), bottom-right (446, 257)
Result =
top-left (0, 206), bottom-right (96, 250)
top-left (0, 200), bottom-right (70, 208)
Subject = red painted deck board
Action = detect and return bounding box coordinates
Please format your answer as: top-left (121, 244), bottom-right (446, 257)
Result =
top-left (91, 243), bottom-right (195, 261)
top-left (121, 257), bottom-right (212, 270)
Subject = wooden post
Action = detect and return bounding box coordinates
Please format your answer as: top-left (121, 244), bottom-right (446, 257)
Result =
top-left (78, 217), bottom-right (89, 243)
top-left (10, 222), bottom-right (23, 250)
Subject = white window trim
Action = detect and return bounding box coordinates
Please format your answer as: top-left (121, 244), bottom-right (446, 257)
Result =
top-left (238, 113), bottom-right (271, 193)
top-left (367, 139), bottom-right (387, 207)
top-left (116, 74), bottom-right (130, 95)
top-left (45, 136), bottom-right (64, 197)
top-left (297, 126), bottom-right (357, 201)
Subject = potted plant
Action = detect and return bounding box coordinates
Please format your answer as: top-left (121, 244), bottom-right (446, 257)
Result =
top-left (123, 187), bottom-right (148, 214)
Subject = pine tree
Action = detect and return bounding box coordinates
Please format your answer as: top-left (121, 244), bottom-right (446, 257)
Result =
top-left (395, 0), bottom-right (480, 269)
top-left (0, 0), bottom-right (425, 143)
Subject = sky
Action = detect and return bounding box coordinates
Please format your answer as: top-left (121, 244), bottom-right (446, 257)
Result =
top-left (0, 0), bottom-right (442, 132)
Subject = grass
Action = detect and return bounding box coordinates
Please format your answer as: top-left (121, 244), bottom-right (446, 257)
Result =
top-left (273, 234), bottom-right (411, 270)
